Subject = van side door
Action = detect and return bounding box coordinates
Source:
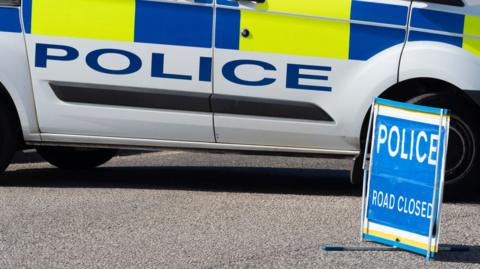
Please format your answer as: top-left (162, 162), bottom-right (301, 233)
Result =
top-left (213, 0), bottom-right (410, 152)
top-left (22, 0), bottom-right (215, 143)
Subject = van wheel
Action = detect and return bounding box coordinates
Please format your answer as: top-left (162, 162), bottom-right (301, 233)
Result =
top-left (407, 93), bottom-right (480, 196)
top-left (350, 154), bottom-right (364, 185)
top-left (36, 147), bottom-right (117, 170)
top-left (0, 101), bottom-right (18, 173)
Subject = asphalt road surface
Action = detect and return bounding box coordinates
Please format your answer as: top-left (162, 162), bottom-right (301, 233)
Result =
top-left (0, 150), bottom-right (479, 268)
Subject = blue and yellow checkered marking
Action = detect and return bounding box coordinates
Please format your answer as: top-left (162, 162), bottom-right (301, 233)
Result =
top-left (21, 0), bottom-right (480, 59)
top-left (0, 7), bottom-right (21, 33)
top-left (350, 1), bottom-right (408, 60)
top-left (23, 0), bottom-right (213, 48)
top-left (409, 8), bottom-right (480, 57)
top-left (216, 0), bottom-right (407, 61)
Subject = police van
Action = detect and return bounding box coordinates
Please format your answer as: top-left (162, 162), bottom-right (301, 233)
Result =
top-left (0, 0), bottom-right (479, 191)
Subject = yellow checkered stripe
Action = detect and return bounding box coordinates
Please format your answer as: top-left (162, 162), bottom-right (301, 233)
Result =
top-left (463, 15), bottom-right (480, 57)
top-left (24, 0), bottom-right (214, 48)
top-left (216, 0), bottom-right (410, 61)
top-left (240, 0), bottom-right (351, 59)
top-left (25, 0), bottom-right (480, 59)
top-left (220, 1), bottom-right (480, 60)
top-left (30, 0), bottom-right (136, 42)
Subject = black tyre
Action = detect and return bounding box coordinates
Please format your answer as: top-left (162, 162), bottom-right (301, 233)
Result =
top-left (36, 147), bottom-right (117, 170)
top-left (0, 100), bottom-right (19, 173)
top-left (350, 154), bottom-right (364, 185)
top-left (407, 93), bottom-right (480, 195)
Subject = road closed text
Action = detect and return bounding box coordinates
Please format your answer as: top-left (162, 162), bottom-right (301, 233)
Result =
top-left (370, 190), bottom-right (434, 219)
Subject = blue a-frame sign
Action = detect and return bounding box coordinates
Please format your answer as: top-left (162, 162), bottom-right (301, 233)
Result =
top-left (361, 98), bottom-right (450, 260)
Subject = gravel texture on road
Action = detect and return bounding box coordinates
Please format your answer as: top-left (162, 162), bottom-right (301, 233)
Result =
top-left (0, 150), bottom-right (478, 268)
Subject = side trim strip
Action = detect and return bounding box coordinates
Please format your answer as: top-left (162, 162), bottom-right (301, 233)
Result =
top-left (211, 94), bottom-right (334, 122)
top-left (32, 133), bottom-right (359, 156)
top-left (50, 83), bottom-right (212, 113)
top-left (50, 83), bottom-right (334, 122)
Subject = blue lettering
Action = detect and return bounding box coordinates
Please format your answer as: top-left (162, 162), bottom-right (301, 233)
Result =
top-left (199, 57), bottom-right (212, 82)
top-left (151, 53), bottom-right (192, 80)
top-left (286, 64), bottom-right (332, 91)
top-left (34, 43), bottom-right (338, 93)
top-left (35, 43), bottom-right (79, 68)
top-left (86, 49), bottom-right (142, 75)
top-left (223, 60), bottom-right (276, 86)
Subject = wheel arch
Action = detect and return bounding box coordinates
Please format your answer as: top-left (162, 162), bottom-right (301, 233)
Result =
top-left (0, 32), bottom-right (41, 142)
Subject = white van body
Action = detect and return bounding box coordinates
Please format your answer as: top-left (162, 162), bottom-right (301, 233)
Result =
top-left (0, 0), bottom-right (479, 189)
